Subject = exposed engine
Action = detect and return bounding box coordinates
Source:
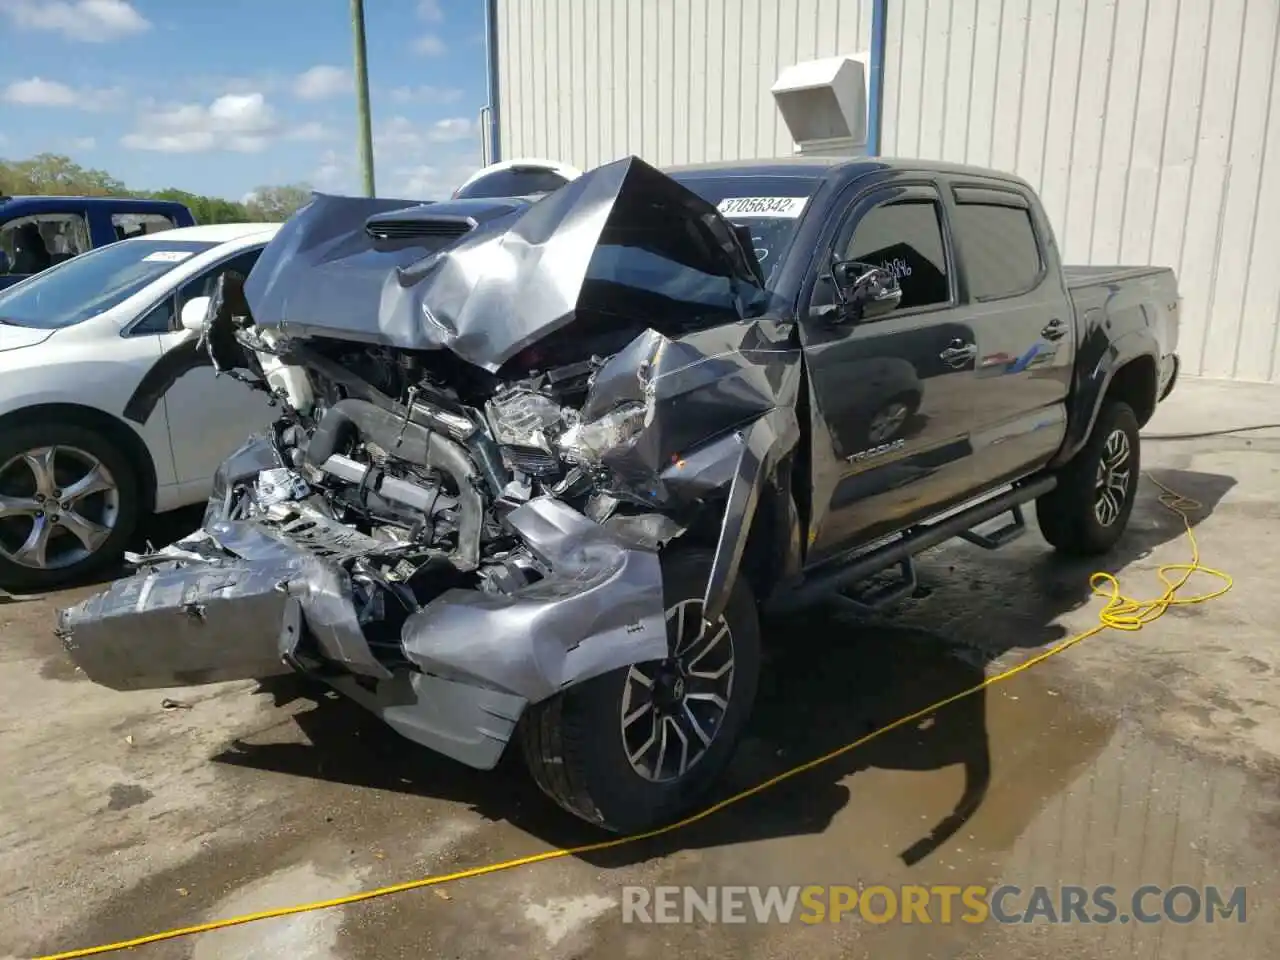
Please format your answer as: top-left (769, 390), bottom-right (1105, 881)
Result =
top-left (198, 331), bottom-right (652, 667)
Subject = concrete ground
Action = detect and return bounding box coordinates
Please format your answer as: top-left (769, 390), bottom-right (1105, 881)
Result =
top-left (2, 375), bottom-right (1279, 960)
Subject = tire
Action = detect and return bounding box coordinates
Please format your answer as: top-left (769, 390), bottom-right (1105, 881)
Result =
top-left (520, 549), bottom-right (762, 833)
top-left (1036, 400), bottom-right (1141, 557)
top-left (0, 421), bottom-right (142, 591)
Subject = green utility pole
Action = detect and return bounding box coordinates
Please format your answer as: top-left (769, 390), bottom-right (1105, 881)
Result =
top-left (351, 0), bottom-right (376, 196)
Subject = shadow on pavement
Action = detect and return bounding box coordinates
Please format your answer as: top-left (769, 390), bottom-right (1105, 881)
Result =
top-left (209, 468), bottom-right (1234, 868)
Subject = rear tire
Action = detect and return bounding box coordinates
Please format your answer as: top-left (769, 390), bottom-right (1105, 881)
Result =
top-left (1036, 400), bottom-right (1140, 556)
top-left (520, 549), bottom-right (761, 833)
top-left (0, 421), bottom-right (142, 591)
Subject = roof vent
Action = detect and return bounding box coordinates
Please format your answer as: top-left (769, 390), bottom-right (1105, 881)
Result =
top-left (771, 54), bottom-right (869, 157)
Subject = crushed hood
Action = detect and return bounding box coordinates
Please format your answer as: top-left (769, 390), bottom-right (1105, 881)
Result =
top-left (243, 156), bottom-right (768, 372)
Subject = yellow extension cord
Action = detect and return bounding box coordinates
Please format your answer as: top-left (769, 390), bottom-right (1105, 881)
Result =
top-left (33, 474), bottom-right (1234, 960)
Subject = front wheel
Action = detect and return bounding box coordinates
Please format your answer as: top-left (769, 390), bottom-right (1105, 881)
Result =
top-left (0, 422), bottom-right (142, 591)
top-left (520, 550), bottom-right (761, 833)
top-left (1036, 400), bottom-right (1141, 556)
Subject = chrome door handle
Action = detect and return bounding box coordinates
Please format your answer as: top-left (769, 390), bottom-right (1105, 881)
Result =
top-left (1041, 318), bottom-right (1067, 341)
top-left (939, 341), bottom-right (976, 365)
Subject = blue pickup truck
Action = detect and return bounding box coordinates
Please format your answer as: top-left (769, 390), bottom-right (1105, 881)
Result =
top-left (0, 195), bottom-right (196, 290)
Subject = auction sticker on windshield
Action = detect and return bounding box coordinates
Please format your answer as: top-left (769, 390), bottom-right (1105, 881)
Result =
top-left (717, 196), bottom-right (809, 218)
top-left (142, 250), bottom-right (195, 263)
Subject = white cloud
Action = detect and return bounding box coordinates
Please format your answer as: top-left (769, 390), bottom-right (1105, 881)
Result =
top-left (389, 85), bottom-right (464, 106)
top-left (312, 130), bottom-right (480, 200)
top-left (412, 33), bottom-right (447, 56)
top-left (293, 65), bottom-right (350, 101)
top-left (122, 91), bottom-right (280, 153)
top-left (376, 116), bottom-right (422, 149)
top-left (417, 0), bottom-right (444, 22)
top-left (0, 0), bottom-right (149, 43)
top-left (311, 149), bottom-right (349, 191)
top-left (427, 117), bottom-right (475, 143)
top-left (388, 162), bottom-right (480, 199)
top-left (71, 135), bottom-right (96, 150)
top-left (3, 76), bottom-right (122, 111)
top-left (286, 121), bottom-right (335, 142)
top-left (376, 116), bottom-right (477, 152)
top-left (183, 73), bottom-right (284, 98)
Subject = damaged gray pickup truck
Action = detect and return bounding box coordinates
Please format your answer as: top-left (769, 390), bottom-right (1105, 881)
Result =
top-left (58, 155), bottom-right (1181, 832)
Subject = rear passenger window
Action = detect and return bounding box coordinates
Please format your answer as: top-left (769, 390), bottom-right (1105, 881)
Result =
top-left (111, 213), bottom-right (176, 241)
top-left (0, 212), bottom-right (91, 275)
top-left (843, 199), bottom-right (950, 311)
top-left (953, 202), bottom-right (1042, 299)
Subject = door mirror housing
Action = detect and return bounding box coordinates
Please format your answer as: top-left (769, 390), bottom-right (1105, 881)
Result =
top-left (179, 295), bottom-right (211, 333)
top-left (831, 259), bottom-right (903, 323)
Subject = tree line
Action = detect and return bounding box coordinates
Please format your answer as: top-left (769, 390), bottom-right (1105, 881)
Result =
top-left (0, 152), bottom-right (314, 223)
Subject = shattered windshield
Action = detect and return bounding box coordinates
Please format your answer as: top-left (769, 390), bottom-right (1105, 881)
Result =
top-left (670, 174), bottom-right (822, 287)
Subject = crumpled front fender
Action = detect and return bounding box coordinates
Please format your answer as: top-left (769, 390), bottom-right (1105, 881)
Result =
top-left (653, 405), bottom-right (801, 622)
top-left (397, 496), bottom-right (669, 704)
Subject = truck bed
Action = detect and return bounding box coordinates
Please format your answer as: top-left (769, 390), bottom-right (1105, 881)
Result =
top-left (1063, 264), bottom-right (1173, 289)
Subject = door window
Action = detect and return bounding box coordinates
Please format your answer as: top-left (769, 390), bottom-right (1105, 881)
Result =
top-left (177, 248), bottom-right (263, 313)
top-left (951, 201), bottom-right (1042, 300)
top-left (0, 213), bottom-right (91, 276)
top-left (130, 297), bottom-right (175, 335)
top-left (111, 212), bottom-right (176, 242)
top-left (840, 197), bottom-right (951, 311)
top-left (128, 248), bottom-right (264, 337)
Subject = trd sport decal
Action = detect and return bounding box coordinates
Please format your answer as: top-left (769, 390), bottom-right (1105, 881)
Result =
top-left (846, 438), bottom-right (906, 463)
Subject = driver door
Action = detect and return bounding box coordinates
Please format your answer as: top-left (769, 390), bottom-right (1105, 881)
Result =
top-left (149, 249), bottom-right (277, 494)
top-left (800, 181), bottom-right (980, 565)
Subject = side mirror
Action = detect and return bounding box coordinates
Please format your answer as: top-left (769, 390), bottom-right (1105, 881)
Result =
top-left (831, 260), bottom-right (903, 323)
top-left (179, 295), bottom-right (211, 332)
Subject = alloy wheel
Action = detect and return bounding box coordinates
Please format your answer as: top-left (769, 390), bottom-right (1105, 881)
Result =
top-left (1094, 428), bottom-right (1132, 527)
top-left (620, 598), bottom-right (736, 783)
top-left (0, 445), bottom-right (120, 570)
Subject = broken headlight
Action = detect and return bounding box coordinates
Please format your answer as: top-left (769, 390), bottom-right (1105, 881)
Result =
top-left (486, 387), bottom-right (567, 476)
top-left (557, 402), bottom-right (649, 465)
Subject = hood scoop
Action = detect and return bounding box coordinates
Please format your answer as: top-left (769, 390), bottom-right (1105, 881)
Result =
top-left (365, 212), bottom-right (476, 242)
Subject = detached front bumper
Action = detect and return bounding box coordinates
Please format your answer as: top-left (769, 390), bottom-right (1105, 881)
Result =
top-left (56, 487), bottom-right (669, 770)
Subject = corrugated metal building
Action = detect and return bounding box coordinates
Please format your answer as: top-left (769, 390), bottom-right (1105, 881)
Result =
top-left (490, 0), bottom-right (1280, 383)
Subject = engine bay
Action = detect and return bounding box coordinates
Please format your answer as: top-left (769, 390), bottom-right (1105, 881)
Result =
top-left (173, 323), bottom-right (678, 671)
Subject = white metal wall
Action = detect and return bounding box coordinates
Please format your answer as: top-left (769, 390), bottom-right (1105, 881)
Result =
top-left (495, 0), bottom-right (874, 170)
top-left (882, 0), bottom-right (1280, 383)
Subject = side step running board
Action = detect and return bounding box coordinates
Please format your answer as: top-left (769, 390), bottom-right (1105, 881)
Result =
top-left (769, 476), bottom-right (1056, 614)
top-left (959, 503), bottom-right (1029, 550)
top-left (828, 558), bottom-right (919, 617)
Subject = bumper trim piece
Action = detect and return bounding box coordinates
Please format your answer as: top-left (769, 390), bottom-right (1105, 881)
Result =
top-left (57, 557), bottom-right (299, 691)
